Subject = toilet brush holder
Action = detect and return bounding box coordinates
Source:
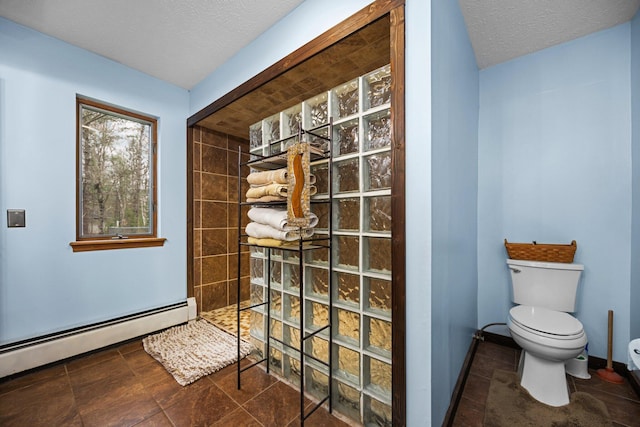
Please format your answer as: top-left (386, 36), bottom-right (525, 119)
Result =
top-left (566, 352), bottom-right (591, 379)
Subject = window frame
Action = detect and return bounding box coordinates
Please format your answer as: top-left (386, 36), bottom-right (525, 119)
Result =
top-left (70, 97), bottom-right (165, 252)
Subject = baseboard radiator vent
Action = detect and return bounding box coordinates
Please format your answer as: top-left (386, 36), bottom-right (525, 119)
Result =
top-left (0, 297), bottom-right (197, 378)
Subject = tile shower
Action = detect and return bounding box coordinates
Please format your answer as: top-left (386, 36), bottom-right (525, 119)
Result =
top-left (246, 64), bottom-right (393, 426)
top-left (191, 127), bottom-right (251, 313)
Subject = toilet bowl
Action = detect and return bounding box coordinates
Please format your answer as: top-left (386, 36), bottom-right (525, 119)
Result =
top-left (508, 305), bottom-right (587, 407)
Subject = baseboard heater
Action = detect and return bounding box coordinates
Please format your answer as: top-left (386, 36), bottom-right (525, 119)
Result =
top-left (0, 298), bottom-right (196, 379)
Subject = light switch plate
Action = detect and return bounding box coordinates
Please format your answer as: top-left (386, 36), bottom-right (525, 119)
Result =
top-left (7, 209), bottom-right (25, 227)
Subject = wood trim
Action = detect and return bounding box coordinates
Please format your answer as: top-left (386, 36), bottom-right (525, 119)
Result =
top-left (481, 330), bottom-right (520, 350)
top-left (70, 237), bottom-right (166, 252)
top-left (186, 1), bottom-right (407, 425)
top-left (186, 127), bottom-right (194, 298)
top-left (187, 0), bottom-right (405, 127)
top-left (442, 335), bottom-right (480, 427)
top-left (75, 97), bottom-right (158, 240)
top-left (75, 100), bottom-right (81, 244)
top-left (390, 4), bottom-right (406, 427)
top-left (629, 370), bottom-right (640, 399)
top-left (152, 119), bottom-right (158, 240)
top-left (453, 331), bottom-right (640, 418)
top-left (586, 352), bottom-right (635, 377)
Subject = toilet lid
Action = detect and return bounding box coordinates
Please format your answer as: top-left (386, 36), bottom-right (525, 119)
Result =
top-left (509, 305), bottom-right (583, 336)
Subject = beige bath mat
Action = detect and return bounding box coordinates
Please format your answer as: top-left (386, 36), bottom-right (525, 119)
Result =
top-left (142, 319), bottom-right (252, 386)
top-left (484, 369), bottom-right (612, 426)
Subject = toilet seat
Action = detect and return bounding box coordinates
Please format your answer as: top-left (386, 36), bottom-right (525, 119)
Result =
top-left (509, 305), bottom-right (584, 339)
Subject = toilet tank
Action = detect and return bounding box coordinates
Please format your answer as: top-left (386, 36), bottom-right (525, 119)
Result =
top-left (507, 259), bottom-right (584, 312)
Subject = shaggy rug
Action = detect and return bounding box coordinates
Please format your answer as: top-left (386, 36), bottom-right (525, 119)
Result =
top-left (484, 370), bottom-right (612, 427)
top-left (143, 319), bottom-right (252, 386)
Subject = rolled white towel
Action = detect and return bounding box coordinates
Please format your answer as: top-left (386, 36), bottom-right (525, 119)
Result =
top-left (245, 222), bottom-right (314, 241)
top-left (248, 207), bottom-right (319, 231)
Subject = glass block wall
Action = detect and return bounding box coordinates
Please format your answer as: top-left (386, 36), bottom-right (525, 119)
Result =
top-left (247, 64), bottom-right (392, 426)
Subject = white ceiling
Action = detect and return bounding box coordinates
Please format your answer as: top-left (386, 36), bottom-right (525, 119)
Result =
top-left (459, 0), bottom-right (640, 69)
top-left (0, 0), bottom-right (305, 89)
top-left (0, 1), bottom-right (639, 89)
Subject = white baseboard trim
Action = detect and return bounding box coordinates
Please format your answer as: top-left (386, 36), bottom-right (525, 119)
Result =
top-left (0, 298), bottom-right (196, 378)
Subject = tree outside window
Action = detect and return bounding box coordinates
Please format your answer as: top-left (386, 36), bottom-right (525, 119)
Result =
top-left (72, 98), bottom-right (164, 251)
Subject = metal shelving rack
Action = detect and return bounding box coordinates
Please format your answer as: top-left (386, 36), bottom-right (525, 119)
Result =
top-left (236, 121), bottom-right (334, 425)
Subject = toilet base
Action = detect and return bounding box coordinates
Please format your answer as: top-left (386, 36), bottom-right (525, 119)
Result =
top-left (518, 350), bottom-right (570, 407)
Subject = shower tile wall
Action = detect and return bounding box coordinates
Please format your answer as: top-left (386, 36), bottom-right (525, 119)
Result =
top-left (247, 64), bottom-right (393, 426)
top-left (192, 126), bottom-right (250, 313)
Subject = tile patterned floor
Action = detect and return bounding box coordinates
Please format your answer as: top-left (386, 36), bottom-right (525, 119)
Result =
top-left (3, 326), bottom-right (638, 426)
top-left (0, 338), bottom-right (351, 426)
top-left (200, 301), bottom-right (252, 342)
top-left (452, 340), bottom-right (640, 427)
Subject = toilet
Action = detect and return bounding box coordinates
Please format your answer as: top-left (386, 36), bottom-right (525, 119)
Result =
top-left (506, 259), bottom-right (587, 407)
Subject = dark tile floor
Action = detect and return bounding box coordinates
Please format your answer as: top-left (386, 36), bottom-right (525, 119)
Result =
top-left (4, 335), bottom-right (639, 426)
top-left (0, 339), bottom-right (350, 427)
top-left (452, 340), bottom-right (640, 427)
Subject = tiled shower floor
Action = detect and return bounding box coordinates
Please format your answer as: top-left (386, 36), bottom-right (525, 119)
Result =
top-left (200, 301), bottom-right (252, 342)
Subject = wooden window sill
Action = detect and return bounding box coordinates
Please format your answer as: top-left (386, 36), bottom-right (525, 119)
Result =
top-left (70, 237), bottom-right (166, 252)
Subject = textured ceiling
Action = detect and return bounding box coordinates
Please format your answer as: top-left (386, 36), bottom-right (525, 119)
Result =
top-left (0, 0), bottom-right (304, 89)
top-left (1, 1), bottom-right (639, 92)
top-left (459, 0), bottom-right (640, 69)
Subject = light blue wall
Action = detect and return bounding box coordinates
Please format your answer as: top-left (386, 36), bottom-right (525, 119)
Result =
top-left (632, 10), bottom-right (640, 342)
top-left (430, 0), bottom-right (478, 424)
top-left (190, 0), bottom-right (433, 424)
top-left (405, 1), bottom-right (433, 425)
top-left (0, 18), bottom-right (189, 345)
top-left (405, 1), bottom-right (433, 424)
top-left (478, 24), bottom-right (632, 362)
top-left (5, 1), bottom-right (637, 424)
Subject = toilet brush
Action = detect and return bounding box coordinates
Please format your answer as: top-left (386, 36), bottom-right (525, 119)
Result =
top-left (596, 310), bottom-right (624, 384)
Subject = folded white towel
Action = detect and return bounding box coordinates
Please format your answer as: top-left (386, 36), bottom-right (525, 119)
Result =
top-left (245, 222), bottom-right (314, 241)
top-left (246, 183), bottom-right (317, 200)
top-left (246, 196), bottom-right (286, 203)
top-left (247, 169), bottom-right (288, 185)
top-left (248, 207), bottom-right (319, 231)
top-left (247, 168), bottom-right (316, 186)
top-left (246, 183), bottom-right (288, 199)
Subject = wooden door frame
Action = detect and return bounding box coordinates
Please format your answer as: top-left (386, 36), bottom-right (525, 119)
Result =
top-left (186, 1), bottom-right (406, 424)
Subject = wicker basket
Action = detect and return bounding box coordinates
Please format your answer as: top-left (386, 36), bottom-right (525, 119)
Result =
top-left (504, 239), bottom-right (577, 263)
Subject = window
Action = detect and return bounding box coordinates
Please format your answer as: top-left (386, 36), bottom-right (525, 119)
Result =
top-left (71, 97), bottom-right (165, 252)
